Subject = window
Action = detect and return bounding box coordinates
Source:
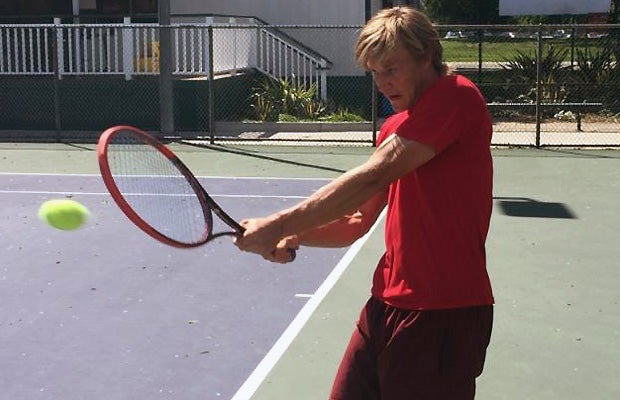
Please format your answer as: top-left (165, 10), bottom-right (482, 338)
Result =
top-left (382, 0), bottom-right (421, 7)
top-left (0, 0), bottom-right (70, 14)
top-left (97, 0), bottom-right (129, 14)
top-left (133, 0), bottom-right (157, 13)
top-left (0, 0), bottom-right (17, 15)
top-left (97, 0), bottom-right (156, 15)
top-left (0, 0), bottom-right (71, 22)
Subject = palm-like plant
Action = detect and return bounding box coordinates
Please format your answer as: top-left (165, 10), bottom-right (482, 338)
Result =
top-left (250, 77), bottom-right (326, 121)
top-left (501, 46), bottom-right (570, 103)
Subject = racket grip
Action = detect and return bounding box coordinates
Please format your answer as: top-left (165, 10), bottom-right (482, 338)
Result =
top-left (270, 247), bottom-right (296, 262)
top-left (287, 248), bottom-right (297, 262)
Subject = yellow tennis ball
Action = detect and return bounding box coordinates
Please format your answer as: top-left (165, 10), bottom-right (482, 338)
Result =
top-left (38, 199), bottom-right (90, 231)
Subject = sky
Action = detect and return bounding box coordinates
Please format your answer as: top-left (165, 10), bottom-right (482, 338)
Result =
top-left (499, 0), bottom-right (611, 16)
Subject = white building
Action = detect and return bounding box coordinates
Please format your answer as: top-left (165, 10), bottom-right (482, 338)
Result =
top-left (0, 0), bottom-right (420, 81)
top-left (54, 0), bottom-right (417, 24)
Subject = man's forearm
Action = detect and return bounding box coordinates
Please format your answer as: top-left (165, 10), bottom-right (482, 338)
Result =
top-left (276, 161), bottom-right (389, 238)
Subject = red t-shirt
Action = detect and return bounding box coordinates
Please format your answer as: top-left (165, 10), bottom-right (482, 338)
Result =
top-left (372, 74), bottom-right (494, 310)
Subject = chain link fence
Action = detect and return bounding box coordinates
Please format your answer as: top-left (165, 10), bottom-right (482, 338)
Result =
top-left (1, 20), bottom-right (619, 147)
top-left (440, 24), bottom-right (620, 147)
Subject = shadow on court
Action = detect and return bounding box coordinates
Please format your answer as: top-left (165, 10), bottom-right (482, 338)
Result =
top-left (496, 197), bottom-right (577, 219)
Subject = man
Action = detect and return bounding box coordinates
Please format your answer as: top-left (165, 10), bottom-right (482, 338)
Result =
top-left (235, 6), bottom-right (494, 399)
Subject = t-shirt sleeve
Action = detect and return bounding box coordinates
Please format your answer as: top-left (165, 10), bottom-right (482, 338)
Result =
top-left (395, 83), bottom-right (475, 154)
top-left (377, 113), bottom-right (403, 147)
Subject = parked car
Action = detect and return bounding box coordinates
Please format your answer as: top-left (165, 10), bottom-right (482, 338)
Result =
top-left (497, 31), bottom-right (517, 39)
top-left (553, 29), bottom-right (571, 39)
top-left (587, 32), bottom-right (608, 39)
top-left (444, 30), bottom-right (476, 39)
top-left (444, 30), bottom-right (462, 39)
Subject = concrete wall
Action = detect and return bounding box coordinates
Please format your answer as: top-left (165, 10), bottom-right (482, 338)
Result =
top-left (168, 1), bottom-right (374, 76)
top-left (170, 0), bottom-right (365, 25)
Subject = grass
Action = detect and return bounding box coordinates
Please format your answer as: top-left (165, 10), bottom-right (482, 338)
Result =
top-left (442, 38), bottom-right (608, 62)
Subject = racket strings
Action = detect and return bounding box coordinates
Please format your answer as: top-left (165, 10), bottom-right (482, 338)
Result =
top-left (106, 132), bottom-right (211, 244)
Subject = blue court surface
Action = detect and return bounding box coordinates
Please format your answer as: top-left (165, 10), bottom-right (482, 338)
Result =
top-left (2, 145), bottom-right (620, 400)
top-left (0, 172), bottom-right (356, 400)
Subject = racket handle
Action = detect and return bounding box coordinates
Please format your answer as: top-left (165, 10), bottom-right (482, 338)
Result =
top-left (269, 247), bottom-right (296, 262)
top-left (287, 248), bottom-right (297, 262)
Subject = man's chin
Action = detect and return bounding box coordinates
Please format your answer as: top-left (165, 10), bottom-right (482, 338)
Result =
top-left (388, 99), bottom-right (408, 113)
top-left (390, 104), bottom-right (405, 113)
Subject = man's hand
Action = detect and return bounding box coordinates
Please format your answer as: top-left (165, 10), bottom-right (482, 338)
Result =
top-left (233, 216), bottom-right (298, 263)
top-left (233, 216), bottom-right (284, 256)
top-left (261, 235), bottom-right (299, 263)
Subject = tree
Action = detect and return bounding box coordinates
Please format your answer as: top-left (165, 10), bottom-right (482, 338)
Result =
top-left (611, 0), bottom-right (619, 23)
top-left (422, 0), bottom-right (499, 24)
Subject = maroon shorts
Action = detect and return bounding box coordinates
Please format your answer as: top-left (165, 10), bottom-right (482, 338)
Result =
top-left (330, 297), bottom-right (493, 400)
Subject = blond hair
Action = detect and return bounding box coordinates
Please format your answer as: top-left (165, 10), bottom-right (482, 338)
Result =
top-left (355, 6), bottom-right (448, 76)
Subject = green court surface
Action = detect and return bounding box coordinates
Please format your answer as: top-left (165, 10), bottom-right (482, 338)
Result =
top-left (2, 142), bottom-right (619, 400)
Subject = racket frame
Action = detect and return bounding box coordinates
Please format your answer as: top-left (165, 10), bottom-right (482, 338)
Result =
top-left (97, 125), bottom-right (244, 248)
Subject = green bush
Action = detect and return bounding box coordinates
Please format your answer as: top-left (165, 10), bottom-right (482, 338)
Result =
top-left (574, 47), bottom-right (618, 103)
top-left (249, 76), bottom-right (365, 122)
top-left (250, 77), bottom-right (326, 121)
top-left (320, 109), bottom-right (366, 122)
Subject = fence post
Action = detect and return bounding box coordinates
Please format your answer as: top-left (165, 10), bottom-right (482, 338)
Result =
top-left (122, 17), bottom-right (133, 80)
top-left (570, 17), bottom-right (576, 67)
top-left (205, 16), bottom-right (213, 73)
top-left (371, 75), bottom-right (377, 147)
top-left (477, 28), bottom-right (483, 85)
top-left (254, 18), bottom-right (262, 72)
top-left (230, 17), bottom-right (238, 75)
top-left (52, 18), bottom-right (63, 139)
top-left (535, 25), bottom-right (543, 148)
top-left (159, 0), bottom-right (174, 136)
top-left (53, 18), bottom-right (64, 78)
top-left (320, 58), bottom-right (328, 101)
top-left (207, 23), bottom-right (215, 143)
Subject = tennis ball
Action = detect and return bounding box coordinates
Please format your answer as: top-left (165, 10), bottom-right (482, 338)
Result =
top-left (38, 199), bottom-right (90, 231)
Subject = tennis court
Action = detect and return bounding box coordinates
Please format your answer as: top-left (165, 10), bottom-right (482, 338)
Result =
top-left (1, 142), bottom-right (619, 400)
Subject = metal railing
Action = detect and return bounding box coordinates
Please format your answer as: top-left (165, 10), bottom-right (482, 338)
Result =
top-left (256, 27), bottom-right (329, 100)
top-left (0, 18), bottom-right (331, 97)
top-left (0, 24), bottom-right (54, 75)
top-left (0, 22), bottom-right (619, 147)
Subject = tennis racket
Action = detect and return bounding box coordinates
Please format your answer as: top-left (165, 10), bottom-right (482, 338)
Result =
top-left (97, 125), bottom-right (295, 260)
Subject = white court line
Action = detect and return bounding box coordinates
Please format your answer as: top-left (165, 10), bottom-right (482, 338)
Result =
top-left (231, 209), bottom-right (386, 400)
top-left (0, 172), bottom-right (332, 181)
top-left (0, 174), bottom-right (328, 198)
top-left (0, 189), bottom-right (307, 199)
